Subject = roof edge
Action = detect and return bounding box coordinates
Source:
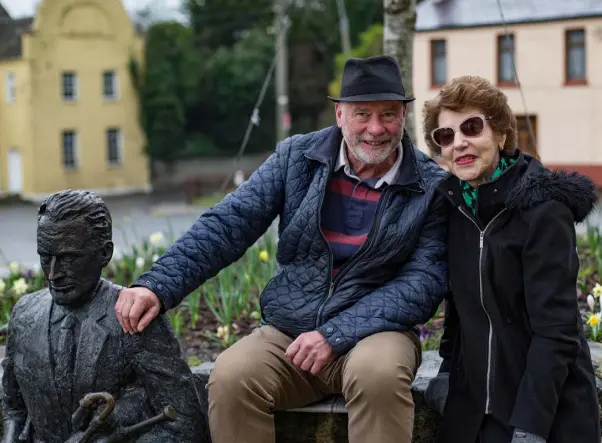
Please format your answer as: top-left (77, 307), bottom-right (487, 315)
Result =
top-left (416, 13), bottom-right (602, 32)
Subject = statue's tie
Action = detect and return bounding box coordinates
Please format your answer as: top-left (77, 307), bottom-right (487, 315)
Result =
top-left (56, 314), bottom-right (77, 416)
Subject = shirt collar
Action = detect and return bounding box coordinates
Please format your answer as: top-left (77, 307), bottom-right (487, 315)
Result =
top-left (334, 138), bottom-right (403, 189)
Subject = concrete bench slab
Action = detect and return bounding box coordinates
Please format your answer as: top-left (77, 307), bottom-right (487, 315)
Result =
top-left (191, 350), bottom-right (445, 443)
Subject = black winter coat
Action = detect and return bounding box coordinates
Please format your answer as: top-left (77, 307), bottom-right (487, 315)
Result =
top-left (437, 152), bottom-right (600, 443)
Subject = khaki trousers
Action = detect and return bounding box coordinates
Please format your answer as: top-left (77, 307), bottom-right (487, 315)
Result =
top-left (208, 325), bottom-right (421, 443)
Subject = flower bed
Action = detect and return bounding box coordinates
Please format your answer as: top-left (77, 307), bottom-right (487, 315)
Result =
top-left (578, 224), bottom-right (602, 341)
top-left (4, 223), bottom-right (601, 364)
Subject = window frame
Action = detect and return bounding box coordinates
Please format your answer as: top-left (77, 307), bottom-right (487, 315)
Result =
top-left (496, 33), bottom-right (516, 87)
top-left (565, 28), bottom-right (587, 85)
top-left (430, 39), bottom-right (447, 88)
top-left (62, 71), bottom-right (78, 102)
top-left (106, 127), bottom-right (123, 166)
top-left (103, 70), bottom-right (119, 100)
top-left (5, 71), bottom-right (15, 103)
top-left (62, 130), bottom-right (79, 169)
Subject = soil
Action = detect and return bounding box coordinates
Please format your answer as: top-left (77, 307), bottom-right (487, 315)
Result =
top-left (178, 299), bottom-right (448, 364)
top-left (178, 298), bottom-right (260, 364)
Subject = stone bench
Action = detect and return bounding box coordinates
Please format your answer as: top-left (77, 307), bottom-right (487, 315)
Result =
top-left (191, 350), bottom-right (444, 443)
top-left (191, 346), bottom-right (602, 443)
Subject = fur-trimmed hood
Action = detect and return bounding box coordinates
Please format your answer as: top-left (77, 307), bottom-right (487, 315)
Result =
top-left (506, 158), bottom-right (598, 223)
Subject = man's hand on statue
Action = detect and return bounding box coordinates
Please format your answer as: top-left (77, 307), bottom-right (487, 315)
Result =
top-left (115, 287), bottom-right (161, 334)
top-left (285, 331), bottom-right (335, 376)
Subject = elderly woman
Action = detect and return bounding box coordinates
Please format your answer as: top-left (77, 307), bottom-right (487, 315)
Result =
top-left (423, 76), bottom-right (600, 443)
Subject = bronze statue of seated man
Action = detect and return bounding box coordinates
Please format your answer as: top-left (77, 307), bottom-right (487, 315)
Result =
top-left (1, 190), bottom-right (209, 443)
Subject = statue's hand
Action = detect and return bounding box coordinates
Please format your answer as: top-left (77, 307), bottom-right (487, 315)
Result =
top-left (115, 287), bottom-right (161, 334)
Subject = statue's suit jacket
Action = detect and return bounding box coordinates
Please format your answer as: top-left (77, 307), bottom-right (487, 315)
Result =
top-left (1, 278), bottom-right (208, 443)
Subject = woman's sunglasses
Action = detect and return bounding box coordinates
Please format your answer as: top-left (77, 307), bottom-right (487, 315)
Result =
top-left (431, 115), bottom-right (492, 148)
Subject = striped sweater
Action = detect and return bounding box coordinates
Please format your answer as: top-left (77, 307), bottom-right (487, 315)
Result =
top-left (320, 169), bottom-right (383, 276)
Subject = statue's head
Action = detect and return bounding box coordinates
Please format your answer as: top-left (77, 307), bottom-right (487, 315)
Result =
top-left (37, 190), bottom-right (113, 305)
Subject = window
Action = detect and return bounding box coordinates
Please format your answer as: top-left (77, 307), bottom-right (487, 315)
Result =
top-left (62, 130), bottom-right (78, 169)
top-left (497, 34), bottom-right (515, 85)
top-left (103, 70), bottom-right (118, 99)
top-left (5, 72), bottom-right (15, 103)
top-left (107, 128), bottom-right (122, 165)
top-left (516, 115), bottom-right (538, 159)
top-left (430, 39), bottom-right (447, 87)
top-left (62, 72), bottom-right (77, 101)
top-left (565, 29), bottom-right (586, 84)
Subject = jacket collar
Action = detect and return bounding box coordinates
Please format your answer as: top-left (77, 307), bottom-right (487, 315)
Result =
top-left (438, 151), bottom-right (527, 224)
top-left (305, 126), bottom-right (425, 192)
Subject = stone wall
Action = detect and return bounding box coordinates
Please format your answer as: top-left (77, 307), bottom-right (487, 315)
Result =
top-left (151, 153), bottom-right (271, 196)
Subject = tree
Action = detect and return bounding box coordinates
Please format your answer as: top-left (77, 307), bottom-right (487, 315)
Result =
top-left (129, 21), bottom-right (201, 162)
top-left (185, 0), bottom-right (384, 143)
top-left (190, 28), bottom-right (277, 156)
top-left (328, 24), bottom-right (383, 99)
top-left (185, 0), bottom-right (273, 53)
top-left (383, 0), bottom-right (417, 139)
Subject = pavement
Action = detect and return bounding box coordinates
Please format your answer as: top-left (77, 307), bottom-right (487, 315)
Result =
top-left (0, 191), bottom-right (205, 276)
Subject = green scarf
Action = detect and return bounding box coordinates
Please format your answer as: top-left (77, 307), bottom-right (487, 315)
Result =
top-left (460, 155), bottom-right (516, 216)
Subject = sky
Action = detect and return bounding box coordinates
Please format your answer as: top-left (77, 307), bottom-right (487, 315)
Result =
top-left (2, 0), bottom-right (185, 20)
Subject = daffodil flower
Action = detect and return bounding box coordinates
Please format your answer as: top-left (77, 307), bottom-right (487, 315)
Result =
top-left (593, 283), bottom-right (602, 298)
top-left (587, 313), bottom-right (601, 327)
top-left (258, 250), bottom-right (269, 263)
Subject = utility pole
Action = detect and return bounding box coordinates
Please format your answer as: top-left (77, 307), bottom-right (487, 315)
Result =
top-left (275, 0), bottom-right (290, 142)
top-left (336, 0), bottom-right (352, 55)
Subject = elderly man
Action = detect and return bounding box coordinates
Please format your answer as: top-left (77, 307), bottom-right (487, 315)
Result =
top-left (116, 55), bottom-right (449, 443)
top-left (1, 190), bottom-right (208, 443)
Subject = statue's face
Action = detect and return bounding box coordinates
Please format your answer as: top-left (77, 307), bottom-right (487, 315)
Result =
top-left (37, 217), bottom-right (111, 305)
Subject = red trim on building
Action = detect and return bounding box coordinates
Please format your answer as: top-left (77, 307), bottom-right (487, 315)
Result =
top-left (545, 164), bottom-right (602, 188)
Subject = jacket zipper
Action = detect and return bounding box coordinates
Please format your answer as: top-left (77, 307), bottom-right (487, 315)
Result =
top-left (458, 206), bottom-right (506, 414)
top-left (315, 186), bottom-right (421, 327)
top-left (313, 160), bottom-right (335, 329)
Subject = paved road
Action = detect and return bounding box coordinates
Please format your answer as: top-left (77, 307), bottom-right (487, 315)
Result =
top-left (0, 192), bottom-right (204, 273)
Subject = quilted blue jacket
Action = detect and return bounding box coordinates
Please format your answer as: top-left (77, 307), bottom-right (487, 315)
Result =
top-left (134, 126), bottom-right (450, 355)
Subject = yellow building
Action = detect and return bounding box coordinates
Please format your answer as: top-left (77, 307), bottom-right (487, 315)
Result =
top-left (0, 0), bottom-right (150, 201)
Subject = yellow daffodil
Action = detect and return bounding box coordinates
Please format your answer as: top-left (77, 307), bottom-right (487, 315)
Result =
top-left (587, 313), bottom-right (601, 327)
top-left (593, 283), bottom-right (602, 298)
top-left (258, 250), bottom-right (269, 263)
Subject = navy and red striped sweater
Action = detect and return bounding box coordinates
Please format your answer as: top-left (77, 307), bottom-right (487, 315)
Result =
top-left (320, 169), bottom-right (384, 276)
